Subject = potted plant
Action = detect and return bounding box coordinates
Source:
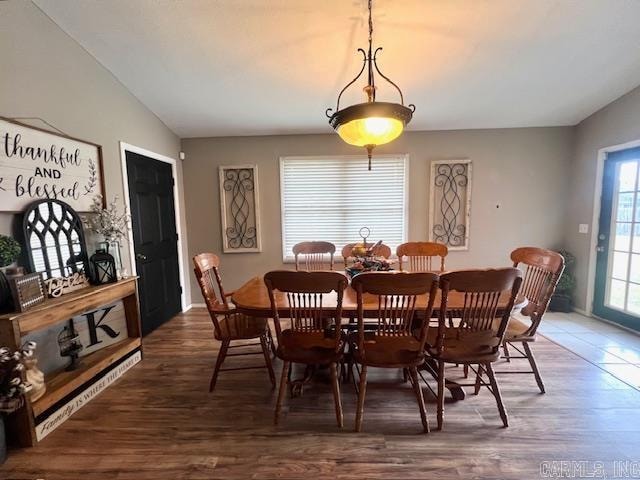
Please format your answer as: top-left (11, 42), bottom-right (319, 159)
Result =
top-left (0, 346), bottom-right (31, 464)
top-left (0, 235), bottom-right (21, 312)
top-left (549, 249), bottom-right (576, 313)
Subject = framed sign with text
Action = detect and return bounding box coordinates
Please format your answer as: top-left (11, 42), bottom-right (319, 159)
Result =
top-left (0, 116), bottom-right (105, 212)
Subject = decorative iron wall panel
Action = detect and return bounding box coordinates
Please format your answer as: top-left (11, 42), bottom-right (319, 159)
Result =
top-left (219, 165), bottom-right (262, 253)
top-left (428, 159), bottom-right (472, 251)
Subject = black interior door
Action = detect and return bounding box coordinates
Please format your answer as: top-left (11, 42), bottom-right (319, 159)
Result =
top-left (126, 151), bottom-right (181, 335)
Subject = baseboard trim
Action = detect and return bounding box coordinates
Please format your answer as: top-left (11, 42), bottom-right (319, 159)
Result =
top-left (576, 307), bottom-right (640, 337)
top-left (589, 313), bottom-right (640, 337)
top-left (189, 303), bottom-right (206, 309)
top-left (182, 304), bottom-right (193, 313)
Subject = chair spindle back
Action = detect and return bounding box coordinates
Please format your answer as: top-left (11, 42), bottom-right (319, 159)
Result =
top-left (264, 270), bottom-right (347, 351)
top-left (397, 242), bottom-right (448, 272)
top-left (351, 272), bottom-right (439, 352)
top-left (511, 247), bottom-right (565, 335)
top-left (193, 253), bottom-right (229, 336)
top-left (293, 241), bottom-right (336, 271)
top-left (436, 268), bottom-right (522, 355)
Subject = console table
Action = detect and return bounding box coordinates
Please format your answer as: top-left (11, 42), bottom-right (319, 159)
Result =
top-left (0, 278), bottom-right (142, 447)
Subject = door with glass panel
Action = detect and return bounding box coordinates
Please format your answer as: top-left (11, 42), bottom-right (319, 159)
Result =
top-left (593, 146), bottom-right (640, 330)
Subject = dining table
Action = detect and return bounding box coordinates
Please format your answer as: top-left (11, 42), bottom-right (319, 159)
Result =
top-left (231, 274), bottom-right (489, 317)
top-left (231, 274), bottom-right (521, 401)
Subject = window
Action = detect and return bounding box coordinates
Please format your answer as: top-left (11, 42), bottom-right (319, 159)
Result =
top-left (280, 155), bottom-right (408, 260)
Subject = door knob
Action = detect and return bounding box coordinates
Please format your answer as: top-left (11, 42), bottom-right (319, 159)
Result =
top-left (136, 253), bottom-right (147, 261)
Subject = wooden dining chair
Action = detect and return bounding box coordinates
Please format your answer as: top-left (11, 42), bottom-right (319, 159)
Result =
top-left (350, 272), bottom-right (439, 433)
top-left (292, 241), bottom-right (336, 271)
top-left (193, 253), bottom-right (276, 392)
top-left (427, 268), bottom-right (522, 429)
top-left (396, 242), bottom-right (448, 272)
top-left (264, 270), bottom-right (348, 427)
top-left (341, 242), bottom-right (392, 267)
top-left (498, 247), bottom-right (565, 393)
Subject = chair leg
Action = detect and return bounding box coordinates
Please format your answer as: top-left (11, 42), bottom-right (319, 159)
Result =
top-left (437, 360), bottom-right (445, 431)
top-left (408, 366), bottom-right (429, 433)
top-left (355, 364), bottom-right (368, 432)
top-left (474, 364), bottom-right (483, 395)
top-left (267, 325), bottom-right (277, 357)
top-left (463, 364), bottom-right (469, 378)
top-left (260, 334), bottom-right (276, 388)
top-left (275, 361), bottom-right (290, 425)
top-left (523, 341), bottom-right (545, 394)
top-left (346, 355), bottom-right (354, 383)
top-left (485, 362), bottom-right (508, 428)
top-left (329, 362), bottom-right (344, 428)
top-left (503, 341), bottom-right (511, 362)
top-left (209, 339), bottom-right (230, 392)
top-left (402, 368), bottom-right (409, 383)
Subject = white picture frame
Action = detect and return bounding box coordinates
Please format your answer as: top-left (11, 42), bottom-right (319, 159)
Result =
top-left (219, 164), bottom-right (262, 253)
top-left (428, 159), bottom-right (472, 251)
top-left (0, 117), bottom-right (103, 212)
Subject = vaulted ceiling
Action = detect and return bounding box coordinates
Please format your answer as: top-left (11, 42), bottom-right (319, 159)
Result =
top-left (34, 0), bottom-right (640, 138)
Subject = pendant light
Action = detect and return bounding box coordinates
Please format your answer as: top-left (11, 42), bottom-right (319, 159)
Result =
top-left (326, 0), bottom-right (414, 170)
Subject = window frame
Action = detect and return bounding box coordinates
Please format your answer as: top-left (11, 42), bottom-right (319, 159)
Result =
top-left (279, 154), bottom-right (410, 263)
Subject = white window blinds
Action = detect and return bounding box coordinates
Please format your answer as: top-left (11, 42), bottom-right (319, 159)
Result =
top-left (280, 155), bottom-right (408, 260)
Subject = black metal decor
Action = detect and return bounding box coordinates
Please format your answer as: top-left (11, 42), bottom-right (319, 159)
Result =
top-left (22, 199), bottom-right (89, 280)
top-left (57, 321), bottom-right (83, 371)
top-left (223, 168), bottom-right (257, 249)
top-left (89, 248), bottom-right (117, 285)
top-left (432, 163), bottom-right (469, 247)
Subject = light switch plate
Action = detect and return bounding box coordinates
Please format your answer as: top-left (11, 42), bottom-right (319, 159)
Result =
top-left (579, 224), bottom-right (589, 234)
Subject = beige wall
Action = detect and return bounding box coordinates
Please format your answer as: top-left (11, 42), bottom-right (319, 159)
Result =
top-left (183, 127), bottom-right (573, 303)
top-left (565, 85), bottom-right (640, 311)
top-left (0, 1), bottom-right (191, 305)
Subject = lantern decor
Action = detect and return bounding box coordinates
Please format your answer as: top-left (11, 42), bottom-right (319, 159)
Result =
top-left (57, 322), bottom-right (83, 371)
top-left (326, 0), bottom-right (414, 170)
top-left (89, 248), bottom-right (117, 285)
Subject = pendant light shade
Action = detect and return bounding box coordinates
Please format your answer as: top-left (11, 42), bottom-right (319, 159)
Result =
top-left (330, 102), bottom-right (413, 147)
top-left (326, 0), bottom-right (415, 169)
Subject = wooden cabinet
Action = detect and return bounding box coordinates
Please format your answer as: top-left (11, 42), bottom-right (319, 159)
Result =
top-left (0, 278), bottom-right (142, 447)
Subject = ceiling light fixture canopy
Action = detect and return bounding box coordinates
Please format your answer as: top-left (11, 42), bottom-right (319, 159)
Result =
top-left (326, 0), bottom-right (414, 170)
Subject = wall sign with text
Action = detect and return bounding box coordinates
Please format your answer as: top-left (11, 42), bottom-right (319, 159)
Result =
top-left (23, 300), bottom-right (127, 375)
top-left (0, 117), bottom-right (104, 212)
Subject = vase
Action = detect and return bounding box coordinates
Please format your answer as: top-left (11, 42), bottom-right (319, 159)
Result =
top-left (549, 293), bottom-right (572, 313)
top-left (25, 357), bottom-right (46, 403)
top-left (108, 240), bottom-right (123, 280)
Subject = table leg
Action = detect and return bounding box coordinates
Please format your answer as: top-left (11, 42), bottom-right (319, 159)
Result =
top-left (420, 358), bottom-right (466, 401)
top-left (290, 364), bottom-right (316, 397)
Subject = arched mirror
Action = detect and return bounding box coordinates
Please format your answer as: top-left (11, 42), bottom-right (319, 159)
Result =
top-left (23, 199), bottom-right (89, 280)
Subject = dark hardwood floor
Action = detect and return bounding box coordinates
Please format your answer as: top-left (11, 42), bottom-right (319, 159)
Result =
top-left (3, 309), bottom-right (640, 479)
